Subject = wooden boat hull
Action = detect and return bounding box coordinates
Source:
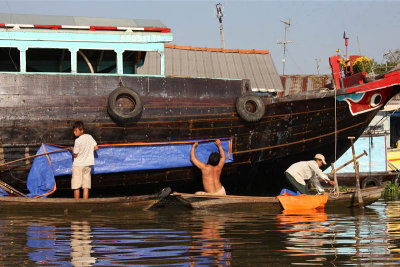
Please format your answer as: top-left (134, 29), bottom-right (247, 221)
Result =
top-left (0, 194), bottom-right (164, 212)
top-left (169, 185), bottom-right (385, 210)
top-left (0, 72), bottom-right (399, 195)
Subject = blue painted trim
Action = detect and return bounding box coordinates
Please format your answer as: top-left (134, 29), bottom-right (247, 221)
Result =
top-left (336, 92), bottom-right (364, 102)
top-left (0, 31), bottom-right (173, 44)
top-left (0, 71), bottom-right (164, 77)
top-left (0, 72), bottom-right (242, 81)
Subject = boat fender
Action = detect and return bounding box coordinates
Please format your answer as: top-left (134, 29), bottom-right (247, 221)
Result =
top-left (235, 93), bottom-right (265, 122)
top-left (361, 177), bottom-right (382, 189)
top-left (107, 86), bottom-right (143, 123)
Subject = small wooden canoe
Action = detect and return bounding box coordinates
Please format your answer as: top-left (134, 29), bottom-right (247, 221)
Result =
top-left (169, 185), bottom-right (386, 210)
top-left (0, 188), bottom-right (171, 212)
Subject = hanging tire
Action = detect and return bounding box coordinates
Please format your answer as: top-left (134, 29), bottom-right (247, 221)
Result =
top-left (236, 93), bottom-right (265, 122)
top-left (107, 87), bottom-right (143, 123)
top-left (361, 177), bottom-right (382, 189)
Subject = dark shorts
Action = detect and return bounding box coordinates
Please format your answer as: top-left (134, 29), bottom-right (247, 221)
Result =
top-left (284, 172), bottom-right (309, 195)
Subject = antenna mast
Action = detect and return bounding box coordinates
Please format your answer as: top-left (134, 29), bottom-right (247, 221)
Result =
top-left (216, 3), bottom-right (226, 49)
top-left (277, 19), bottom-right (294, 75)
top-left (314, 58), bottom-right (322, 75)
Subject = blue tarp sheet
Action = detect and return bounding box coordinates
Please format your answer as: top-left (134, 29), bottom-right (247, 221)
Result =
top-left (27, 139), bottom-right (233, 197)
top-left (0, 186), bottom-right (7, 196)
top-left (279, 188), bottom-right (301, 196)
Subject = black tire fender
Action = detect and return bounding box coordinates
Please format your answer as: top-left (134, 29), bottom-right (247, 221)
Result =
top-left (107, 86), bottom-right (143, 123)
top-left (361, 177), bottom-right (382, 189)
top-left (235, 93), bottom-right (265, 122)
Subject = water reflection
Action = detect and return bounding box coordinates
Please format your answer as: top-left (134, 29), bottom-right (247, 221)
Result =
top-left (26, 223), bottom-right (59, 264)
top-left (1, 200), bottom-right (400, 265)
top-left (385, 200), bottom-right (400, 254)
top-left (70, 221), bottom-right (96, 266)
top-left (277, 209), bottom-right (330, 263)
top-left (190, 215), bottom-right (231, 266)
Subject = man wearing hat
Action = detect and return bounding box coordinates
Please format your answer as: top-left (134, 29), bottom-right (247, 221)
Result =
top-left (284, 154), bottom-right (335, 194)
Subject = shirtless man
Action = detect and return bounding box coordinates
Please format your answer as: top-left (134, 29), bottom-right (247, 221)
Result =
top-left (190, 139), bottom-right (226, 195)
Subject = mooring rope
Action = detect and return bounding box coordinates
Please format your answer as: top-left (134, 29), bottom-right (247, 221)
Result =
top-left (333, 86), bottom-right (340, 196)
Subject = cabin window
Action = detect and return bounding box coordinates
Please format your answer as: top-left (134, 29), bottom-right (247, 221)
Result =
top-left (123, 51), bottom-right (147, 74)
top-left (77, 49), bottom-right (116, 74)
top-left (26, 48), bottom-right (71, 72)
top-left (0, 47), bottom-right (20, 72)
top-left (390, 116), bottom-right (400, 148)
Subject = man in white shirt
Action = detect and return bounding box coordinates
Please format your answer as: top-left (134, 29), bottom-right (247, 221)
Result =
top-left (69, 121), bottom-right (98, 199)
top-left (284, 154), bottom-right (336, 195)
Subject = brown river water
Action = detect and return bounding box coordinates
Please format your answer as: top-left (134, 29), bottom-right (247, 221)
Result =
top-left (1, 198), bottom-right (400, 266)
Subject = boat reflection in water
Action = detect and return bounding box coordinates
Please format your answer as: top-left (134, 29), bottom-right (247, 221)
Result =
top-left (3, 201), bottom-right (400, 265)
top-left (18, 211), bottom-right (232, 266)
top-left (276, 204), bottom-right (396, 265)
top-left (277, 209), bottom-right (330, 262)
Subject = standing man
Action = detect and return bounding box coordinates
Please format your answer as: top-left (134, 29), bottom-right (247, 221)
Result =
top-left (191, 139), bottom-right (226, 196)
top-left (284, 154), bottom-right (335, 195)
top-left (69, 121), bottom-right (98, 199)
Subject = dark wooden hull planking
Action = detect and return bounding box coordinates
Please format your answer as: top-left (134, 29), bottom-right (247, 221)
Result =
top-left (0, 73), bottom-right (398, 195)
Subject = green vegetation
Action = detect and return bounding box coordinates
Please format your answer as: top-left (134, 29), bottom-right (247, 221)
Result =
top-left (372, 49), bottom-right (400, 75)
top-left (383, 181), bottom-right (400, 198)
top-left (339, 185), bottom-right (348, 192)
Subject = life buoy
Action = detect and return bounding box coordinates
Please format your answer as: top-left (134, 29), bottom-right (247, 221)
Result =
top-left (107, 87), bottom-right (143, 123)
top-left (235, 93), bottom-right (265, 122)
top-left (361, 177), bottom-right (382, 189)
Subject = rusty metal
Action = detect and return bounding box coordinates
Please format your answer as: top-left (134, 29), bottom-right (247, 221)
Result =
top-left (279, 75), bottom-right (333, 96)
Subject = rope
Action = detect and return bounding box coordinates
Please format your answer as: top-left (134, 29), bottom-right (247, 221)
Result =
top-left (368, 106), bottom-right (400, 133)
top-left (333, 85), bottom-right (340, 196)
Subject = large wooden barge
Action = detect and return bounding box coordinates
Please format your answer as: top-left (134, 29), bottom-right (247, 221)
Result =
top-left (0, 14), bottom-right (400, 196)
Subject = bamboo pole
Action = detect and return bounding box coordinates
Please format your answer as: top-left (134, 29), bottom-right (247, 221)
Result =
top-left (348, 137), bottom-right (364, 208)
top-left (0, 180), bottom-right (26, 197)
top-left (330, 150), bottom-right (368, 175)
top-left (0, 148), bottom-right (69, 168)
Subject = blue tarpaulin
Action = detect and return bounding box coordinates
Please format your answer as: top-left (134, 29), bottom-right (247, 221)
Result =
top-left (0, 186), bottom-right (7, 196)
top-left (27, 139), bottom-right (233, 197)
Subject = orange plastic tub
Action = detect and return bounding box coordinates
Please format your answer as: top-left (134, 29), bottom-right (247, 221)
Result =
top-left (277, 193), bottom-right (328, 210)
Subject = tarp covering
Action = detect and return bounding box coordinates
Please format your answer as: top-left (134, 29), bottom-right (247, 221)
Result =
top-left (0, 186), bottom-right (7, 196)
top-left (27, 139), bottom-right (233, 197)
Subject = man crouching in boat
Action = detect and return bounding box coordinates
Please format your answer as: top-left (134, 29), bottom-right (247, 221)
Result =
top-left (284, 154), bottom-right (336, 195)
top-left (191, 139), bottom-right (226, 196)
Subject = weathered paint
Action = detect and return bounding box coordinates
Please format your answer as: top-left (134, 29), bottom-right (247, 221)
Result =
top-left (0, 72), bottom-right (398, 195)
top-left (279, 75), bottom-right (332, 96)
top-left (0, 30), bottom-right (172, 75)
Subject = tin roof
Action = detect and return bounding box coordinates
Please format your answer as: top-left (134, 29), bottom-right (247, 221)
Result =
top-left (0, 13), bottom-right (167, 29)
top-left (138, 44), bottom-right (284, 92)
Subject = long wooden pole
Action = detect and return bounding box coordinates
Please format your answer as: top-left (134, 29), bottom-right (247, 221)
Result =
top-left (330, 150), bottom-right (368, 175)
top-left (0, 180), bottom-right (26, 197)
top-left (348, 137), bottom-right (364, 208)
top-left (0, 148), bottom-right (69, 168)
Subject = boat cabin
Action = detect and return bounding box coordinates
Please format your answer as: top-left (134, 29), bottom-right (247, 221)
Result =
top-left (0, 13), bottom-right (173, 75)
